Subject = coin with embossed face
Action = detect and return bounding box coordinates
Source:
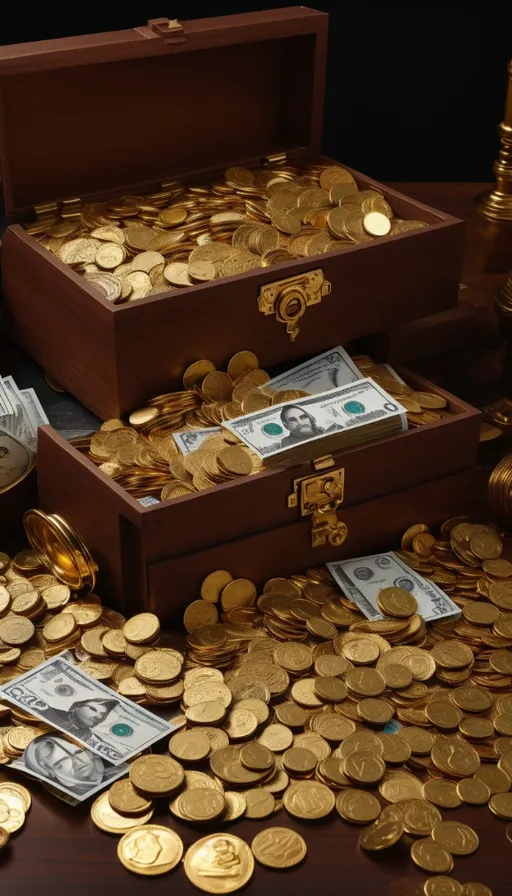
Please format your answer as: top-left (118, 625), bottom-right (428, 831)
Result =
top-left (184, 833), bottom-right (254, 893)
top-left (283, 780), bottom-right (334, 820)
top-left (118, 824), bottom-right (183, 876)
top-left (432, 821), bottom-right (479, 855)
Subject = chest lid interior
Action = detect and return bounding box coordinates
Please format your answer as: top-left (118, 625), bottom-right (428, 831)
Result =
top-left (0, 7), bottom-right (328, 217)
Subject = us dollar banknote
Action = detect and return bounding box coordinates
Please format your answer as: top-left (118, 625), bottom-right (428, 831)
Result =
top-left (327, 552), bottom-right (460, 623)
top-left (264, 345), bottom-right (361, 396)
top-left (224, 378), bottom-right (407, 465)
top-left (0, 656), bottom-right (172, 765)
top-left (173, 426), bottom-right (222, 455)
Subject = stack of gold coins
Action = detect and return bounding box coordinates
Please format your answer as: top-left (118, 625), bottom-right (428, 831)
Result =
top-left (24, 163), bottom-right (429, 304)
top-left (0, 782), bottom-right (31, 849)
top-left (76, 350), bottom-right (451, 502)
top-left (488, 455), bottom-right (512, 523)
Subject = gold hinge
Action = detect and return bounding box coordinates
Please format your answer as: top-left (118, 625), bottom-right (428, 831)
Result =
top-left (263, 152), bottom-right (288, 167)
top-left (288, 462), bottom-right (348, 549)
top-left (147, 17), bottom-right (185, 41)
top-left (258, 269), bottom-right (331, 341)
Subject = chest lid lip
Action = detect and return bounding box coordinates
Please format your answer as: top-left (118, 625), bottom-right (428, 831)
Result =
top-left (0, 6), bottom-right (328, 217)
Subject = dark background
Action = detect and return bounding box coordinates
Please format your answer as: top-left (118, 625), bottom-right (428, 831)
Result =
top-left (1, 1), bottom-right (511, 181)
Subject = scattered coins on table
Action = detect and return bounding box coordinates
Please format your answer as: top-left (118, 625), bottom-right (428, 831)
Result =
top-left (25, 164), bottom-right (428, 304)
top-left (73, 350), bottom-right (451, 501)
top-left (1, 515), bottom-right (509, 893)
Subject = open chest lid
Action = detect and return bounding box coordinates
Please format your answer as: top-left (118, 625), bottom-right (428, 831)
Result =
top-left (0, 7), bottom-right (328, 217)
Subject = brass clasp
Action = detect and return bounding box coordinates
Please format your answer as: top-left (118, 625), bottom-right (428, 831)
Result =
top-left (147, 18), bottom-right (185, 42)
top-left (288, 462), bottom-right (348, 549)
top-left (258, 269), bottom-right (331, 341)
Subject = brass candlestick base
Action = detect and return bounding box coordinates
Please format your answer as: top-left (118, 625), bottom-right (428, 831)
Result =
top-left (483, 270), bottom-right (512, 430)
top-left (476, 60), bottom-right (512, 271)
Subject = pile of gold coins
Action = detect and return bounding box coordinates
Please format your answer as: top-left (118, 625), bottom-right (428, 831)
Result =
top-left (74, 350), bottom-right (451, 501)
top-left (0, 518), bottom-right (510, 892)
top-left (25, 163), bottom-right (429, 303)
top-left (488, 454), bottom-right (512, 524)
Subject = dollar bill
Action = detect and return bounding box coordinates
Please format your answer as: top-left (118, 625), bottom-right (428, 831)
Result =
top-left (1, 376), bottom-right (36, 450)
top-left (264, 345), bottom-right (361, 395)
top-left (224, 378), bottom-right (407, 465)
top-left (11, 731), bottom-right (128, 803)
top-left (20, 387), bottom-right (49, 438)
top-left (0, 426), bottom-right (34, 493)
top-left (0, 379), bottom-right (14, 420)
top-left (327, 552), bottom-right (460, 623)
top-left (173, 426), bottom-right (222, 455)
top-left (0, 656), bottom-right (172, 765)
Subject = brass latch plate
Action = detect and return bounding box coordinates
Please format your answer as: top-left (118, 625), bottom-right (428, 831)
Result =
top-left (258, 269), bottom-right (331, 341)
top-left (288, 466), bottom-right (348, 548)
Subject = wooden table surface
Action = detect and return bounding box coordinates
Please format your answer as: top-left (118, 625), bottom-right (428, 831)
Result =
top-left (1, 182), bottom-right (511, 895)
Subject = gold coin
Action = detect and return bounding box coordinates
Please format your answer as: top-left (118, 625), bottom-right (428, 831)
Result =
top-left (432, 821), bottom-right (479, 855)
top-left (184, 683), bottom-right (232, 710)
top-left (41, 583), bottom-right (71, 609)
top-left (488, 791), bottom-right (512, 819)
top-left (0, 783), bottom-right (31, 812)
top-left (378, 733), bottom-right (412, 765)
top-left (402, 799), bottom-right (442, 836)
top-left (397, 726), bottom-right (435, 756)
top-left (283, 780), bottom-right (335, 819)
top-left (283, 747), bottom-right (317, 776)
top-left (251, 826), bottom-right (306, 869)
top-left (382, 663), bottom-right (413, 689)
top-left (273, 642), bottom-right (313, 674)
top-left (291, 678), bottom-right (323, 708)
top-left (201, 571), bottom-right (233, 603)
top-left (108, 778), bottom-right (153, 816)
top-left (0, 616), bottom-right (35, 645)
top-left (363, 211), bottom-right (391, 237)
top-left (273, 702), bottom-right (307, 728)
top-left (42, 613), bottom-right (77, 643)
top-left (244, 788), bottom-right (275, 819)
top-left (224, 709), bottom-right (259, 741)
top-left (122, 613), bottom-right (160, 645)
top-left (118, 824), bottom-right (183, 876)
top-left (239, 742), bottom-right (274, 771)
top-left (91, 791), bottom-right (154, 834)
top-left (431, 738), bottom-right (480, 777)
top-left (411, 837), bottom-right (454, 873)
top-left (379, 770), bottom-right (424, 802)
top-left (424, 877), bottom-right (463, 896)
top-left (221, 579), bottom-right (257, 611)
top-left (473, 765), bottom-right (510, 794)
top-left (313, 676), bottom-right (348, 702)
top-left (186, 701), bottom-right (227, 725)
top-left (345, 667), bottom-right (386, 697)
top-left (234, 699), bottom-right (269, 726)
top-left (227, 351), bottom-right (259, 380)
top-left (0, 793), bottom-right (25, 833)
top-left (129, 755), bottom-right (184, 797)
top-left (451, 686), bottom-right (493, 713)
top-left (184, 833), bottom-right (254, 893)
top-left (210, 746), bottom-right (268, 787)
top-left (222, 791), bottom-right (247, 822)
top-left (459, 717), bottom-right (494, 740)
top-left (258, 723), bottom-right (293, 751)
top-left (426, 701), bottom-right (463, 730)
top-left (357, 698), bottom-right (394, 726)
top-left (461, 886), bottom-right (493, 896)
top-left (184, 600), bottom-right (219, 632)
top-left (182, 360), bottom-right (216, 389)
top-left (359, 819), bottom-right (403, 851)
top-left (169, 730), bottom-right (211, 762)
top-left (314, 654), bottom-right (352, 677)
top-left (456, 778), bottom-right (490, 806)
top-left (0, 826), bottom-right (9, 849)
top-left (177, 788), bottom-right (226, 823)
top-left (342, 638), bottom-right (380, 665)
top-left (377, 587), bottom-right (418, 618)
top-left (336, 788), bottom-right (381, 824)
top-left (343, 751), bottom-right (385, 785)
top-left (483, 558), bottom-right (512, 578)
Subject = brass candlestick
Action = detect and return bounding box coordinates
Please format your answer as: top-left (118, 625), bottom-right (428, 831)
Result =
top-left (476, 59), bottom-right (512, 271)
